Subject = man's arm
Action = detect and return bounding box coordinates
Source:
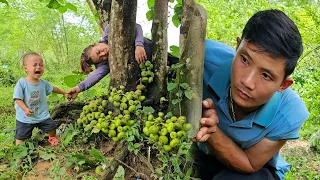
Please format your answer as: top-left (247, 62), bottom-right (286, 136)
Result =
top-left (194, 98), bottom-right (286, 173)
top-left (206, 129), bottom-right (286, 173)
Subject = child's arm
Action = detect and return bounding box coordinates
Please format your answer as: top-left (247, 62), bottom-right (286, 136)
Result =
top-left (15, 99), bottom-right (33, 116)
top-left (53, 87), bottom-right (70, 99)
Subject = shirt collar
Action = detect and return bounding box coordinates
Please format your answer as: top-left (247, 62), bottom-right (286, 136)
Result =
top-left (207, 60), bottom-right (281, 128)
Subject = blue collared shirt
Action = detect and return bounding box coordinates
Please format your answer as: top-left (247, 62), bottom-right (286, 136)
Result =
top-left (199, 39), bottom-right (309, 180)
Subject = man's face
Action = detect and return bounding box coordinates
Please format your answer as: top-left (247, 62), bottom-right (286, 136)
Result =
top-left (231, 38), bottom-right (292, 111)
top-left (88, 43), bottom-right (109, 64)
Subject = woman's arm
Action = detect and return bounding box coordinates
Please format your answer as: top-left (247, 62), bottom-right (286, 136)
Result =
top-left (135, 24), bottom-right (144, 47)
top-left (77, 61), bottom-right (110, 92)
top-left (100, 23), bottom-right (145, 47)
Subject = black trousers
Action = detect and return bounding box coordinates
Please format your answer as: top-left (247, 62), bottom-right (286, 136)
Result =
top-left (193, 143), bottom-right (278, 180)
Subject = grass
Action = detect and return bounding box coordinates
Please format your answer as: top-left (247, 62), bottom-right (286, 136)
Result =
top-left (282, 140), bottom-right (320, 180)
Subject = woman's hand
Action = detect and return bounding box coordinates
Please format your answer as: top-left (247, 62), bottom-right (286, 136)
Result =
top-left (135, 46), bottom-right (147, 63)
top-left (67, 86), bottom-right (81, 100)
top-left (193, 98), bottom-right (219, 142)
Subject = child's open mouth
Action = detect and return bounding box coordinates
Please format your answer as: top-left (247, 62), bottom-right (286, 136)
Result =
top-left (35, 71), bottom-right (41, 74)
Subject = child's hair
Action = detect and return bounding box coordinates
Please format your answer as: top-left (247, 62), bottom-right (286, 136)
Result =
top-left (241, 9), bottom-right (303, 79)
top-left (80, 44), bottom-right (95, 75)
top-left (22, 52), bottom-right (41, 65)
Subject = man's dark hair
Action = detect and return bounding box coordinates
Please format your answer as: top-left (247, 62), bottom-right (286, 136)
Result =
top-left (241, 9), bottom-right (303, 79)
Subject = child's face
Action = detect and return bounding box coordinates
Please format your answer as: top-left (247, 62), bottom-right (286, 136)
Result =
top-left (24, 55), bottom-right (44, 80)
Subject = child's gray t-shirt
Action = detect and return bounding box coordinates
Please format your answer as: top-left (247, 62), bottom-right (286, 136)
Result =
top-left (13, 78), bottom-right (53, 124)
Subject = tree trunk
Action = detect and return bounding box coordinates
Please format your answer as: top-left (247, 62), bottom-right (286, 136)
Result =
top-left (108, 0), bottom-right (138, 90)
top-left (86, 0), bottom-right (104, 36)
top-left (178, 0), bottom-right (207, 138)
top-left (91, 0), bottom-right (112, 31)
top-left (149, 0), bottom-right (169, 104)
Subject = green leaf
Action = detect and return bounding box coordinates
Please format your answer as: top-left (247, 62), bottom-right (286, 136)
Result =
top-left (39, 150), bottom-right (56, 160)
top-left (143, 106), bottom-right (155, 114)
top-left (94, 10), bottom-right (100, 21)
top-left (184, 167), bottom-right (193, 180)
top-left (176, 0), bottom-right (182, 5)
top-left (147, 0), bottom-right (155, 9)
top-left (90, 148), bottom-right (108, 165)
top-left (176, 89), bottom-right (183, 97)
top-left (166, 112), bottom-right (173, 118)
top-left (57, 0), bottom-right (65, 4)
top-left (46, 0), bottom-right (62, 9)
top-left (58, 167), bottom-right (66, 175)
top-left (169, 45), bottom-right (180, 58)
top-left (127, 136), bottom-right (134, 142)
top-left (172, 14), bottom-right (180, 28)
top-left (172, 99), bottom-right (179, 105)
top-left (146, 9), bottom-right (154, 21)
top-left (0, 0), bottom-right (8, 5)
top-left (171, 155), bottom-right (183, 175)
top-left (63, 131), bottom-right (78, 146)
top-left (58, 6), bottom-right (68, 13)
top-left (155, 168), bottom-right (162, 175)
top-left (78, 160), bottom-right (86, 165)
top-left (27, 141), bottom-right (35, 150)
top-left (92, 126), bottom-right (100, 133)
top-left (113, 165), bottom-right (125, 180)
top-left (13, 144), bottom-right (28, 159)
top-left (185, 89), bottom-right (193, 100)
top-left (170, 63), bottom-right (184, 69)
top-left (65, 2), bottom-right (77, 12)
top-left (64, 74), bottom-right (82, 87)
top-left (174, 4), bottom-right (182, 15)
top-left (179, 83), bottom-right (189, 89)
top-left (167, 82), bottom-right (177, 91)
top-left (66, 161), bottom-right (73, 168)
top-left (133, 143), bottom-right (140, 149)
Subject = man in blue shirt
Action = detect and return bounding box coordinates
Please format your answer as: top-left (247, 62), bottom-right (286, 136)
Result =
top-left (193, 10), bottom-right (309, 180)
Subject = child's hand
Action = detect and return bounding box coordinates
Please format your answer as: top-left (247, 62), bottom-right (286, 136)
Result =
top-left (135, 46), bottom-right (147, 64)
top-left (24, 108), bottom-right (33, 117)
top-left (67, 86), bottom-right (80, 101)
top-left (64, 93), bottom-right (71, 100)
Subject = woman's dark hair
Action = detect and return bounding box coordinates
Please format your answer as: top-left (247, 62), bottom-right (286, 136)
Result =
top-left (80, 44), bottom-right (95, 75)
top-left (241, 9), bottom-right (303, 79)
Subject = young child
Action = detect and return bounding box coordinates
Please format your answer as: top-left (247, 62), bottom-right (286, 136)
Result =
top-left (13, 52), bottom-right (70, 145)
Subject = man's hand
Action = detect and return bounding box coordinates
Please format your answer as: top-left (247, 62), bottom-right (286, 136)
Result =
top-left (135, 46), bottom-right (147, 63)
top-left (67, 86), bottom-right (80, 100)
top-left (193, 98), bottom-right (219, 142)
top-left (24, 108), bottom-right (33, 117)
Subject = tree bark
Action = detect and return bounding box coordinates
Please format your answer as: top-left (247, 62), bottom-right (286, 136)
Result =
top-left (178, 0), bottom-right (207, 138)
top-left (149, 0), bottom-right (169, 104)
top-left (86, 0), bottom-right (104, 36)
top-left (108, 0), bottom-right (138, 90)
top-left (91, 0), bottom-right (112, 31)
